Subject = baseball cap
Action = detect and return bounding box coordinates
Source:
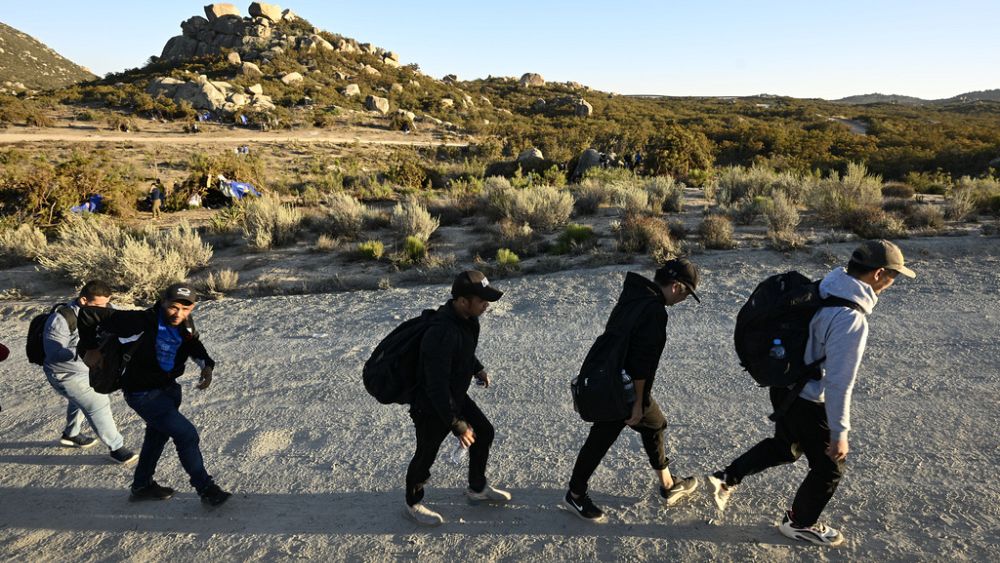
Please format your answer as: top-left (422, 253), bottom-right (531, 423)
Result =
top-left (655, 258), bottom-right (701, 302)
top-left (162, 282), bottom-right (198, 305)
top-left (851, 240), bottom-right (916, 278)
top-left (451, 270), bottom-right (503, 302)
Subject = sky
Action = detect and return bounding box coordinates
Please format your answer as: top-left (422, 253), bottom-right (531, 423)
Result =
top-left (3, 0), bottom-right (999, 100)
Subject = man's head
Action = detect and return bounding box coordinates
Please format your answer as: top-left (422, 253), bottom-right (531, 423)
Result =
top-left (78, 280), bottom-right (112, 308)
top-left (654, 258), bottom-right (701, 306)
top-left (846, 239), bottom-right (916, 295)
top-left (160, 282), bottom-right (198, 326)
top-left (451, 270), bottom-right (503, 319)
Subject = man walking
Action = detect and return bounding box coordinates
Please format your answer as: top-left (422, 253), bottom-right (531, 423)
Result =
top-left (149, 180), bottom-right (165, 219)
top-left (707, 240), bottom-right (915, 546)
top-left (564, 259), bottom-right (701, 523)
top-left (405, 271), bottom-right (510, 526)
top-left (77, 283), bottom-right (230, 506)
top-left (42, 280), bottom-right (137, 464)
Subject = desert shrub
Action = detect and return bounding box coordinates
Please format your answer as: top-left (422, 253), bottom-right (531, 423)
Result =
top-left (944, 187), bottom-right (978, 220)
top-left (616, 185), bottom-right (651, 216)
top-left (714, 165), bottom-right (815, 206)
top-left (903, 205), bottom-right (945, 230)
top-left (150, 221), bottom-right (213, 268)
top-left (323, 192), bottom-right (365, 238)
top-left (391, 196), bottom-right (439, 241)
top-left (644, 176), bottom-right (685, 213)
top-left (358, 240), bottom-right (385, 260)
top-left (616, 214), bottom-right (678, 263)
top-left (571, 178), bottom-right (617, 214)
top-left (905, 170), bottom-right (953, 195)
top-left (808, 163), bottom-right (883, 225)
top-left (763, 192), bottom-right (801, 234)
top-left (496, 219), bottom-right (536, 256)
top-left (699, 215), bottom-right (736, 249)
top-left (206, 269), bottom-right (239, 294)
top-left (496, 248), bottom-right (520, 269)
top-left (882, 197), bottom-right (915, 214)
top-left (0, 223), bottom-right (48, 266)
top-left (667, 220), bottom-right (689, 240)
top-left (948, 176), bottom-right (1000, 218)
top-left (486, 184), bottom-right (573, 231)
top-left (313, 234), bottom-right (338, 252)
top-left (427, 194), bottom-right (476, 226)
top-left (767, 230), bottom-right (806, 252)
top-left (403, 236), bottom-right (427, 262)
top-left (241, 194), bottom-right (303, 249)
top-left (553, 223), bottom-right (597, 254)
top-left (208, 205), bottom-right (246, 234)
top-left (881, 182), bottom-right (915, 199)
top-left (839, 207), bottom-right (908, 239)
top-left (729, 195), bottom-right (768, 225)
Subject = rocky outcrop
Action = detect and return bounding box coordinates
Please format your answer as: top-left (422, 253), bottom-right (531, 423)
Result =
top-left (342, 84), bottom-right (360, 97)
top-left (226, 51), bottom-right (242, 65)
top-left (365, 95), bottom-right (389, 114)
top-left (519, 73), bottom-right (545, 87)
top-left (248, 2), bottom-right (282, 22)
top-left (573, 148), bottom-right (602, 180)
top-left (241, 61), bottom-right (262, 76)
top-left (574, 98), bottom-right (593, 117)
top-left (517, 147), bottom-right (544, 163)
top-left (146, 74), bottom-right (272, 112)
top-left (280, 71), bottom-right (303, 85)
top-left (204, 3), bottom-right (241, 21)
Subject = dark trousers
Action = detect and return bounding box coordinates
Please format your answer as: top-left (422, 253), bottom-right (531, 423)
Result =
top-left (405, 397), bottom-right (495, 506)
top-left (722, 387), bottom-right (845, 527)
top-left (569, 398), bottom-right (669, 495)
top-left (123, 382), bottom-right (213, 492)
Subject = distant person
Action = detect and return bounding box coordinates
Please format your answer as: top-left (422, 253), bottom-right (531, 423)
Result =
top-left (404, 271), bottom-right (510, 526)
top-left (564, 259), bottom-right (701, 523)
top-left (77, 283), bottom-right (230, 507)
top-left (707, 240), bottom-right (915, 547)
top-left (42, 280), bottom-right (137, 464)
top-left (149, 181), bottom-right (166, 219)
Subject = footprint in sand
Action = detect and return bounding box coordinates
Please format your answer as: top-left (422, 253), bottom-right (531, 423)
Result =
top-left (247, 430), bottom-right (293, 458)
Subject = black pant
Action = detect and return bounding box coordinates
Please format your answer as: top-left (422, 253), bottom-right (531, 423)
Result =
top-left (569, 398), bottom-right (669, 495)
top-left (405, 397), bottom-right (495, 506)
top-left (722, 387), bottom-right (845, 527)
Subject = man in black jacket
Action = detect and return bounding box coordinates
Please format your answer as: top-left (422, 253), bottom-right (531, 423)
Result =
top-left (564, 259), bottom-right (701, 523)
top-left (77, 283), bottom-right (230, 506)
top-left (404, 271), bottom-right (508, 526)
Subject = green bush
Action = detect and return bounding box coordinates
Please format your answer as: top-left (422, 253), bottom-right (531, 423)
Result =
top-left (881, 182), bottom-right (915, 199)
top-left (616, 214), bottom-right (678, 263)
top-left (615, 185), bottom-right (651, 216)
top-left (496, 248), bottom-right (520, 269)
top-left (241, 194), bottom-right (304, 250)
top-left (571, 178), bottom-right (617, 214)
top-left (645, 176), bottom-right (685, 213)
top-left (554, 223), bottom-right (596, 254)
top-left (840, 207), bottom-right (908, 239)
top-left (699, 215), bottom-right (736, 249)
top-left (391, 196), bottom-right (439, 241)
top-left (903, 205), bottom-right (945, 230)
top-left (323, 192), bottom-right (366, 238)
top-left (808, 163), bottom-right (883, 225)
top-left (403, 235), bottom-right (427, 261)
top-left (763, 192), bottom-right (801, 234)
top-left (358, 240), bottom-right (385, 260)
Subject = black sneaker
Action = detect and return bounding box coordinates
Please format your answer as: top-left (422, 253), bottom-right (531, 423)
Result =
top-left (130, 481), bottom-right (175, 501)
top-left (199, 483), bottom-right (232, 507)
top-left (109, 447), bottom-right (138, 465)
top-left (60, 433), bottom-right (99, 448)
top-left (563, 491), bottom-right (607, 523)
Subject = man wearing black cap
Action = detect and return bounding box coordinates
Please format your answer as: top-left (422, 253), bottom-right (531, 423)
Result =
top-left (404, 270), bottom-right (509, 526)
top-left (564, 259), bottom-right (701, 523)
top-left (77, 282), bottom-right (231, 507)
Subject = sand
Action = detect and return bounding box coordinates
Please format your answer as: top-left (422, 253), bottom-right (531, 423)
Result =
top-left (1, 236), bottom-right (998, 561)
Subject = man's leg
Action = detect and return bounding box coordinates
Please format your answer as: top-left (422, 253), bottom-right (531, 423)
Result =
top-left (59, 373), bottom-right (125, 450)
top-left (460, 399), bottom-right (494, 492)
top-left (631, 399), bottom-right (672, 488)
top-left (568, 420), bottom-right (625, 495)
top-left (789, 401), bottom-right (845, 527)
top-left (46, 372), bottom-right (84, 438)
top-left (720, 387), bottom-right (803, 486)
top-left (405, 407), bottom-right (450, 506)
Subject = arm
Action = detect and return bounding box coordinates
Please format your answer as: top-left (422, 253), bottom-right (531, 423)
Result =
top-left (76, 306), bottom-right (148, 351)
top-left (626, 304), bottom-right (668, 382)
top-left (822, 310), bottom-right (869, 445)
top-left (419, 325), bottom-right (467, 435)
top-left (625, 379), bottom-right (647, 426)
top-left (42, 312), bottom-right (77, 363)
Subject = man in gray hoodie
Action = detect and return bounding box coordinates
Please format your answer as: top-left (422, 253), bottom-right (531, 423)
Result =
top-left (708, 240), bottom-right (915, 547)
top-left (43, 280), bottom-right (137, 464)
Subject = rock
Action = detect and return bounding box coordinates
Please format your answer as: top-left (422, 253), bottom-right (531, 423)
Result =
top-left (247, 83), bottom-right (264, 95)
top-left (574, 98), bottom-right (594, 117)
top-left (204, 3), bottom-right (240, 21)
top-left (442, 74), bottom-right (458, 84)
top-left (241, 62), bottom-right (262, 77)
top-left (382, 56), bottom-right (400, 68)
top-left (440, 98), bottom-right (454, 108)
top-left (365, 95), bottom-right (390, 114)
top-left (281, 8), bottom-right (297, 21)
top-left (519, 72), bottom-right (545, 87)
top-left (408, 79), bottom-right (421, 89)
top-left (226, 51), bottom-right (242, 65)
top-left (252, 95), bottom-right (276, 110)
top-left (360, 42), bottom-right (376, 54)
top-left (181, 16), bottom-right (209, 35)
top-left (480, 96), bottom-right (492, 106)
top-left (396, 109), bottom-right (416, 121)
top-left (385, 51), bottom-right (400, 62)
top-left (310, 34), bottom-right (334, 51)
top-left (361, 65), bottom-right (380, 76)
top-left (573, 148), bottom-right (602, 179)
top-left (532, 98), bottom-right (547, 111)
top-left (175, 80), bottom-right (227, 111)
top-left (517, 147), bottom-right (545, 163)
top-left (160, 35), bottom-right (199, 60)
top-left (332, 71), bottom-right (348, 80)
top-left (248, 2), bottom-right (282, 22)
top-left (281, 72), bottom-right (303, 85)
top-left (390, 83), bottom-right (404, 94)
top-left (567, 81), bottom-right (584, 90)
top-left (229, 93), bottom-right (249, 107)
top-left (211, 14), bottom-right (244, 35)
top-left (146, 76), bottom-right (186, 98)
top-left (461, 94), bottom-right (474, 108)
top-left (342, 84), bottom-right (360, 97)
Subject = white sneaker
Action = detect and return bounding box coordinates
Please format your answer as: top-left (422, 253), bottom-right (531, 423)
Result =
top-left (405, 503), bottom-right (444, 526)
top-left (778, 511), bottom-right (844, 547)
top-left (465, 484), bottom-right (512, 504)
top-left (660, 476), bottom-right (699, 506)
top-left (707, 474), bottom-right (732, 512)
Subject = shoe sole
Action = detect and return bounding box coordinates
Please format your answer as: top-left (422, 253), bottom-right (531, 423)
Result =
top-left (111, 455), bottom-right (139, 466)
top-left (707, 476), bottom-right (730, 512)
top-left (779, 524), bottom-right (844, 547)
top-left (560, 497), bottom-right (607, 524)
top-left (664, 478), bottom-right (700, 507)
top-left (129, 493), bottom-right (174, 502)
top-left (403, 507), bottom-right (443, 527)
top-left (201, 494), bottom-right (232, 508)
top-left (465, 492), bottom-right (512, 505)
top-left (60, 438), bottom-right (99, 449)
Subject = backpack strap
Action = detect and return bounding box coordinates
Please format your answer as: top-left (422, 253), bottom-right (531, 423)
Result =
top-left (54, 305), bottom-right (78, 333)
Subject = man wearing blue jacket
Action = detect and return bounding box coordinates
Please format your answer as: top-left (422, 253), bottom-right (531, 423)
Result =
top-left (708, 240), bottom-right (915, 547)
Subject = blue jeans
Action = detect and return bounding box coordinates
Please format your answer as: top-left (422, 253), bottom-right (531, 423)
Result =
top-left (45, 370), bottom-right (125, 451)
top-left (124, 383), bottom-right (213, 492)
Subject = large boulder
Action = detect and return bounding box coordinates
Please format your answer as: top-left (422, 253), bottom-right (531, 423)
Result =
top-left (519, 73), bottom-right (545, 87)
top-left (517, 147), bottom-right (545, 164)
top-left (181, 16), bottom-right (210, 35)
top-left (226, 51), bottom-right (242, 65)
top-left (281, 8), bottom-right (297, 21)
top-left (247, 83), bottom-right (264, 95)
top-left (146, 77), bottom-right (186, 98)
top-left (361, 65), bottom-right (381, 76)
top-left (440, 98), bottom-right (454, 108)
top-left (241, 62), bottom-right (262, 77)
top-left (248, 2), bottom-right (282, 22)
top-left (228, 93), bottom-right (249, 107)
top-left (574, 98), bottom-right (594, 117)
top-left (211, 14), bottom-right (244, 35)
top-left (175, 79), bottom-right (227, 111)
top-left (573, 148), bottom-right (602, 180)
top-left (281, 72), bottom-right (304, 85)
top-left (204, 3), bottom-right (240, 21)
top-left (390, 83), bottom-right (404, 94)
top-left (365, 95), bottom-right (390, 114)
top-left (342, 84), bottom-right (360, 97)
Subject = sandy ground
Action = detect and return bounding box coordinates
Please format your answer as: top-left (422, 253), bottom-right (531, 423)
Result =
top-left (1, 236), bottom-right (998, 562)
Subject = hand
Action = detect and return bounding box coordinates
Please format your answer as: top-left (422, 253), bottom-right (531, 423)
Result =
top-left (624, 403), bottom-right (643, 426)
top-left (458, 427), bottom-right (476, 448)
top-left (474, 370), bottom-right (490, 388)
top-left (82, 349), bottom-right (103, 370)
top-left (196, 366), bottom-right (213, 390)
top-left (826, 438), bottom-right (849, 462)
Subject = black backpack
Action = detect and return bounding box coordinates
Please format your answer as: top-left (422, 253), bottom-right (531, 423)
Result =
top-left (87, 332), bottom-right (146, 394)
top-left (26, 305), bottom-right (77, 365)
top-left (363, 310), bottom-right (439, 404)
top-left (571, 300), bottom-right (649, 423)
top-left (734, 271), bottom-right (861, 419)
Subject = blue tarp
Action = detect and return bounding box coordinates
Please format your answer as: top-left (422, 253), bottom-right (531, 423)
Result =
top-left (221, 180), bottom-right (261, 201)
top-left (71, 194), bottom-right (103, 214)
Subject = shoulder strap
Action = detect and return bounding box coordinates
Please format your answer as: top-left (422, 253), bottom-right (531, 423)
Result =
top-left (53, 305), bottom-right (78, 333)
top-left (820, 296), bottom-right (864, 313)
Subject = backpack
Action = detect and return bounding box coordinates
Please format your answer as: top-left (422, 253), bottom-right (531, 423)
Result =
top-left (733, 271), bottom-right (861, 419)
top-left (570, 300), bottom-right (650, 423)
top-left (363, 310), bottom-right (439, 404)
top-left (26, 305), bottom-right (77, 365)
top-left (87, 332), bottom-right (145, 394)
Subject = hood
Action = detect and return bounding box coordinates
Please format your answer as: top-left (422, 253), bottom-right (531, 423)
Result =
top-left (620, 272), bottom-right (666, 306)
top-left (819, 267), bottom-right (877, 315)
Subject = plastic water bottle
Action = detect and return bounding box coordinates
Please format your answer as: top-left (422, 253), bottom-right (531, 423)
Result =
top-left (621, 370), bottom-right (636, 404)
top-left (769, 339), bottom-right (786, 360)
top-left (449, 442), bottom-right (468, 464)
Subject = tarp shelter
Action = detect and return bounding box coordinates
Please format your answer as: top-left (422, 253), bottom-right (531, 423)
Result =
top-left (71, 194), bottom-right (103, 214)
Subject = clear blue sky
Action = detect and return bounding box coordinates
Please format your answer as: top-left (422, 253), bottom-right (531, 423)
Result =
top-left (3, 0), bottom-right (998, 99)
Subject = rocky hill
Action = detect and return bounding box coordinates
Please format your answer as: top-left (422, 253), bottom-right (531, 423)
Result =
top-left (0, 21), bottom-right (96, 93)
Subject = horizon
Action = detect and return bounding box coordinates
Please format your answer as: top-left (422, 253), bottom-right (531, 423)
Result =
top-left (3, 0), bottom-right (999, 100)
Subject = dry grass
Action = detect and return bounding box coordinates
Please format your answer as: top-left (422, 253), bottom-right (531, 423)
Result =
top-left (616, 214), bottom-right (679, 263)
top-left (242, 194), bottom-right (304, 250)
top-left (323, 192), bottom-right (366, 238)
top-left (206, 269), bottom-right (239, 294)
top-left (391, 197), bottom-right (440, 242)
top-left (699, 214), bottom-right (736, 249)
top-left (0, 223), bottom-right (48, 266)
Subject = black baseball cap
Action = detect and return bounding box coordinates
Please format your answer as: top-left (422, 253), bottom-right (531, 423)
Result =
top-left (451, 270), bottom-right (504, 302)
top-left (655, 258), bottom-right (700, 302)
top-left (162, 282), bottom-right (198, 305)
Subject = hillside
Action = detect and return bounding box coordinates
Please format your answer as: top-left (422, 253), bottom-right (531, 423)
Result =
top-left (832, 93), bottom-right (928, 105)
top-left (0, 22), bottom-right (95, 92)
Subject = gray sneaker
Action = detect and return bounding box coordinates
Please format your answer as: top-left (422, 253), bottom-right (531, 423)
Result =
top-left (660, 476), bottom-right (699, 506)
top-left (60, 433), bottom-right (98, 448)
top-left (405, 503), bottom-right (444, 526)
top-left (465, 484), bottom-right (512, 504)
top-left (707, 474), bottom-right (733, 512)
top-left (110, 447), bottom-right (138, 465)
top-left (778, 511), bottom-right (845, 547)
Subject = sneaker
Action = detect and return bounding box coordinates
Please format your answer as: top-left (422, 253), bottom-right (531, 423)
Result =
top-left (60, 433), bottom-right (98, 448)
top-left (465, 484), bottom-right (512, 504)
top-left (198, 483), bottom-right (232, 507)
top-left (563, 491), bottom-right (607, 524)
top-left (129, 481), bottom-right (176, 502)
top-left (707, 473), bottom-right (732, 512)
top-left (778, 511), bottom-right (845, 547)
top-left (405, 503), bottom-right (444, 526)
top-left (109, 447), bottom-right (138, 465)
top-left (659, 476), bottom-right (699, 506)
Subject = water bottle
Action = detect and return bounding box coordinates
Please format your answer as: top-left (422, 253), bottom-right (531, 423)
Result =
top-left (769, 338), bottom-right (786, 360)
top-left (449, 441), bottom-right (468, 464)
top-left (621, 370), bottom-right (636, 405)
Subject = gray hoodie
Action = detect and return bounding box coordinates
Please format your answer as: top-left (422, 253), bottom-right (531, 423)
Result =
top-left (42, 301), bottom-right (87, 378)
top-left (801, 267), bottom-right (877, 441)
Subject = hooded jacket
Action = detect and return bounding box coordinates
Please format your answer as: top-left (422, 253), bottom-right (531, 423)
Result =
top-left (801, 267), bottom-right (876, 441)
top-left (42, 301), bottom-right (87, 377)
top-left (607, 272), bottom-right (669, 405)
top-left (76, 303), bottom-right (215, 392)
